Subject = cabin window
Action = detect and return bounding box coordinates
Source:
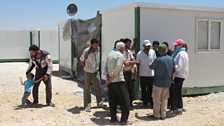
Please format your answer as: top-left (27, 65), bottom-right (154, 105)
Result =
top-left (197, 20), bottom-right (222, 51)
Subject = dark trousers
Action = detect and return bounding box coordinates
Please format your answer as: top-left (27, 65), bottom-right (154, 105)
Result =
top-left (22, 91), bottom-right (31, 106)
top-left (140, 77), bottom-right (153, 106)
top-left (83, 72), bottom-right (102, 107)
top-left (168, 84), bottom-right (173, 108)
top-left (33, 68), bottom-right (52, 104)
top-left (170, 77), bottom-right (185, 110)
top-left (124, 70), bottom-right (134, 105)
top-left (108, 82), bottom-right (130, 122)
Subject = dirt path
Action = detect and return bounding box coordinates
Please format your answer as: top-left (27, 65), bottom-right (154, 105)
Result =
top-left (0, 63), bottom-right (223, 126)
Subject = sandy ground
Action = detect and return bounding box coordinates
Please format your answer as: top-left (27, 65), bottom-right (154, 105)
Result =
top-left (0, 63), bottom-right (224, 126)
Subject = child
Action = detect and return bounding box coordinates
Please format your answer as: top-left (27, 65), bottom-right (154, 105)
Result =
top-left (19, 73), bottom-right (43, 107)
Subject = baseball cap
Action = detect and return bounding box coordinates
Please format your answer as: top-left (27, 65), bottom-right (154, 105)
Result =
top-left (143, 40), bottom-right (152, 46)
top-left (173, 39), bottom-right (186, 46)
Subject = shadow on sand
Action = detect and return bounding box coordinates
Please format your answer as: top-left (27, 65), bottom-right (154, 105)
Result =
top-left (67, 106), bottom-right (84, 114)
top-left (14, 104), bottom-right (53, 110)
top-left (90, 110), bottom-right (115, 125)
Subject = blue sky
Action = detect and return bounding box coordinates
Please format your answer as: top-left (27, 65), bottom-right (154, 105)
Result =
top-left (0, 0), bottom-right (223, 30)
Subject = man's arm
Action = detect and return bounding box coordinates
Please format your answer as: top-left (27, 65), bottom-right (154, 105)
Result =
top-left (135, 52), bottom-right (140, 74)
top-left (80, 49), bottom-right (87, 67)
top-left (126, 52), bottom-right (136, 65)
top-left (46, 55), bottom-right (53, 75)
top-left (44, 55), bottom-right (53, 81)
top-left (149, 58), bottom-right (158, 70)
top-left (129, 52), bottom-right (136, 64)
top-left (26, 58), bottom-right (35, 74)
top-left (104, 58), bottom-right (111, 86)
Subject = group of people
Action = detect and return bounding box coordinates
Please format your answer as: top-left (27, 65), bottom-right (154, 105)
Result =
top-left (20, 37), bottom-right (189, 125)
top-left (80, 38), bottom-right (189, 124)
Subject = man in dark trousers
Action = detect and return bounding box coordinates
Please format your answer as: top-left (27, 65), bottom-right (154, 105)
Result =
top-left (123, 38), bottom-right (135, 108)
top-left (136, 40), bottom-right (157, 108)
top-left (26, 44), bottom-right (53, 106)
top-left (105, 41), bottom-right (131, 125)
top-left (80, 38), bottom-right (104, 112)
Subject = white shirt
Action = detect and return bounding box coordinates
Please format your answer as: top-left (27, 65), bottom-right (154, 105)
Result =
top-left (136, 49), bottom-right (157, 77)
top-left (80, 47), bottom-right (100, 73)
top-left (123, 49), bottom-right (134, 71)
top-left (104, 50), bottom-right (125, 83)
top-left (26, 50), bottom-right (53, 75)
top-left (174, 51), bottom-right (189, 79)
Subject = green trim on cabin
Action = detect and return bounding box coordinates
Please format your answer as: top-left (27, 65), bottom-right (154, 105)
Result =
top-left (182, 86), bottom-right (224, 95)
top-left (29, 32), bottom-right (33, 45)
top-left (52, 60), bottom-right (59, 64)
top-left (134, 7), bottom-right (141, 99)
top-left (38, 30), bottom-right (41, 47)
top-left (0, 59), bottom-right (59, 64)
top-left (0, 59), bottom-right (29, 63)
top-left (135, 7), bottom-right (141, 52)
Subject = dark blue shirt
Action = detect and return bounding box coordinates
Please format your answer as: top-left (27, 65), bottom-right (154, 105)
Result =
top-left (150, 55), bottom-right (175, 88)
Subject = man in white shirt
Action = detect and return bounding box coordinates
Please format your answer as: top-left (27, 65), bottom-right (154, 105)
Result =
top-left (136, 40), bottom-right (157, 108)
top-left (123, 38), bottom-right (136, 108)
top-left (105, 41), bottom-right (131, 125)
top-left (80, 38), bottom-right (103, 112)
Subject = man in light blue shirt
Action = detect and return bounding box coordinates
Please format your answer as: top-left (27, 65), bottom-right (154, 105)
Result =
top-left (105, 41), bottom-right (131, 125)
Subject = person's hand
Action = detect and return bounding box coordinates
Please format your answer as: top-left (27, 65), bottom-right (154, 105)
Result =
top-left (124, 60), bottom-right (129, 66)
top-left (105, 79), bottom-right (110, 87)
top-left (44, 75), bottom-right (49, 81)
top-left (105, 74), bottom-right (111, 87)
top-left (171, 75), bottom-right (175, 84)
top-left (80, 60), bottom-right (86, 67)
top-left (171, 80), bottom-right (175, 84)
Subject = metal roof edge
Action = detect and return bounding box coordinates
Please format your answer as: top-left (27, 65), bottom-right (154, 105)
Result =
top-left (100, 2), bottom-right (224, 14)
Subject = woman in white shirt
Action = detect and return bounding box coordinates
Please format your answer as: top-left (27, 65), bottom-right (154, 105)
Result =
top-left (168, 39), bottom-right (189, 116)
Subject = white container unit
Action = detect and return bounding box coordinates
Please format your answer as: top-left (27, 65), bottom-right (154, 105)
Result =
top-left (39, 30), bottom-right (59, 62)
top-left (101, 2), bottom-right (224, 95)
top-left (0, 30), bottom-right (31, 62)
top-left (58, 22), bottom-right (74, 75)
top-left (31, 30), bottom-right (59, 63)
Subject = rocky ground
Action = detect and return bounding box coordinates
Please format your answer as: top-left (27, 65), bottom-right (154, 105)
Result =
top-left (0, 63), bottom-right (224, 126)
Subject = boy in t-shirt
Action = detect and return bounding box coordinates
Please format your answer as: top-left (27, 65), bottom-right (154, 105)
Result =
top-left (19, 73), bottom-right (43, 107)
